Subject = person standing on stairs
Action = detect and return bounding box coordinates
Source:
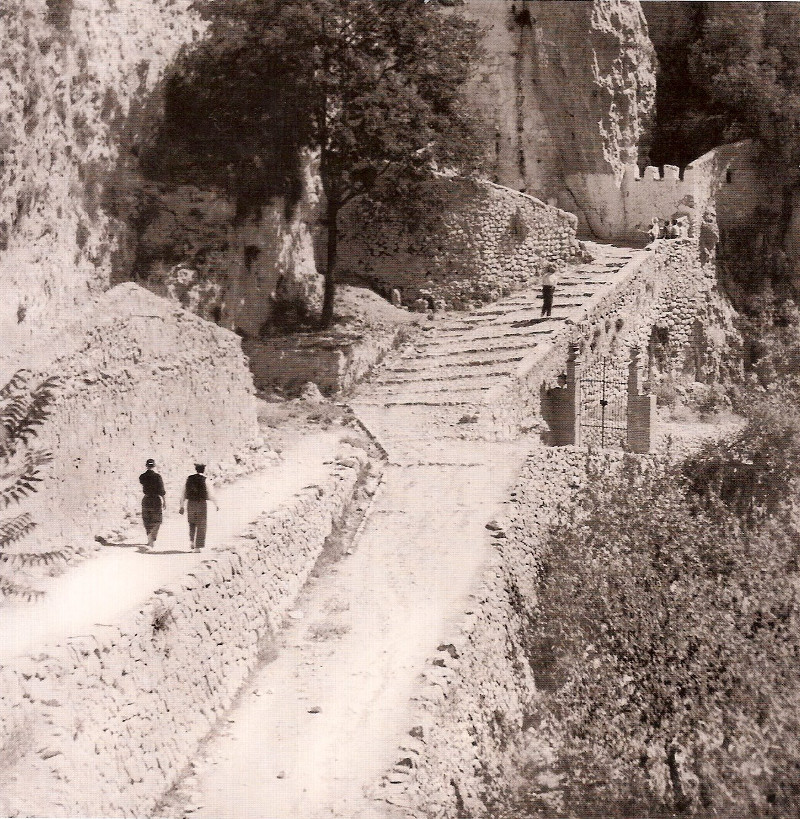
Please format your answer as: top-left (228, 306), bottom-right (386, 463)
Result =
top-left (139, 458), bottom-right (166, 550)
top-left (179, 463), bottom-right (219, 550)
top-left (541, 263), bottom-right (558, 317)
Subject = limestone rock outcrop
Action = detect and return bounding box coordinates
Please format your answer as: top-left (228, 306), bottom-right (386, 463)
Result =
top-left (0, 0), bottom-right (204, 339)
top-left (463, 0), bottom-right (656, 239)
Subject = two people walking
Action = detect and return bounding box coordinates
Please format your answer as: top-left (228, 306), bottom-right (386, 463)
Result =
top-left (139, 460), bottom-right (218, 551)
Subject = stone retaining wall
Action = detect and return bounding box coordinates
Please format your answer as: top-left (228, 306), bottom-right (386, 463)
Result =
top-left (0, 283), bottom-right (261, 551)
top-left (243, 323), bottom-right (409, 397)
top-left (339, 177), bottom-right (580, 309)
top-left (0, 458), bottom-right (363, 818)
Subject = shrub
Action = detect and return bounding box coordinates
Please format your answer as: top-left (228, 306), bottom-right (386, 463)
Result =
top-left (682, 396), bottom-right (800, 522)
top-left (532, 453), bottom-right (800, 818)
top-left (0, 370), bottom-right (64, 601)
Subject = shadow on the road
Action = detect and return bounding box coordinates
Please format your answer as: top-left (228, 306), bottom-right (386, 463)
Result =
top-left (511, 318), bottom-right (548, 328)
top-left (96, 536), bottom-right (148, 549)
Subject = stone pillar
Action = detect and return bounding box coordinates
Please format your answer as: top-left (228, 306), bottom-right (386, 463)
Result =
top-left (627, 346), bottom-right (656, 454)
top-left (564, 343), bottom-right (582, 447)
top-left (544, 343), bottom-right (581, 446)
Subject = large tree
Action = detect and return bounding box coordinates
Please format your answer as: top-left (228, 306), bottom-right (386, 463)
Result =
top-left (146, 0), bottom-right (484, 328)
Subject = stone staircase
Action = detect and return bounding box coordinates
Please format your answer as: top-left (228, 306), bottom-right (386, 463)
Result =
top-left (349, 243), bottom-right (640, 452)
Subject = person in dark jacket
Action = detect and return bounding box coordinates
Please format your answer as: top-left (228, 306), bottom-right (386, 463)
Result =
top-left (139, 458), bottom-right (166, 550)
top-left (178, 463), bottom-right (219, 550)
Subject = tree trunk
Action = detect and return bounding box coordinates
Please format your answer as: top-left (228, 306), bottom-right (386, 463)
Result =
top-left (321, 201), bottom-right (339, 329)
top-left (667, 744), bottom-right (690, 814)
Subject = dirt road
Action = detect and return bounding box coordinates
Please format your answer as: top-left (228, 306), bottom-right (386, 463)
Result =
top-left (0, 430), bottom-right (345, 663)
top-left (159, 440), bottom-right (528, 819)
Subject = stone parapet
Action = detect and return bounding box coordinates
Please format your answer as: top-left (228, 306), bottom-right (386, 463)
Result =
top-left (483, 239), bottom-right (732, 440)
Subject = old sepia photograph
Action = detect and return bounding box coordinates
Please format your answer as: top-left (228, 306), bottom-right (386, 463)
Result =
top-left (0, 0), bottom-right (798, 816)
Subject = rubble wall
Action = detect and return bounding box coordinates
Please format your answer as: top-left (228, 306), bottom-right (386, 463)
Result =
top-left (339, 178), bottom-right (579, 309)
top-left (0, 460), bottom-right (362, 818)
top-left (0, 283), bottom-right (260, 550)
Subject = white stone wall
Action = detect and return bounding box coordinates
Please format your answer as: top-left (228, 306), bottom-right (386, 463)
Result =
top-left (0, 459), bottom-right (363, 818)
top-left (619, 141), bottom-right (753, 244)
top-left (0, 283), bottom-right (260, 550)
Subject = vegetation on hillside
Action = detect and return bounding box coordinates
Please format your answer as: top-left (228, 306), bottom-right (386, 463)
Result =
top-left (648, 2), bottom-right (800, 171)
top-left (646, 2), bottom-right (800, 304)
top-left (0, 371), bottom-right (64, 601)
top-left (507, 402), bottom-right (800, 817)
top-left (144, 0), bottom-right (484, 328)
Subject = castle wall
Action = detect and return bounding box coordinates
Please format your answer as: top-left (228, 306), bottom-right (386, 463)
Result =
top-left (618, 141), bottom-right (756, 244)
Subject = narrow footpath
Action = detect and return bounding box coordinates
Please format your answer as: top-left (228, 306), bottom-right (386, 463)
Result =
top-left (0, 430), bottom-right (346, 663)
top-left (162, 243), bottom-right (647, 819)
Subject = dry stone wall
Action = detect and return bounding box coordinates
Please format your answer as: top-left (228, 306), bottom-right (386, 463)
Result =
top-left (0, 458), bottom-right (363, 819)
top-left (0, 0), bottom-right (203, 338)
top-left (0, 283), bottom-right (260, 551)
top-left (339, 178), bottom-right (579, 309)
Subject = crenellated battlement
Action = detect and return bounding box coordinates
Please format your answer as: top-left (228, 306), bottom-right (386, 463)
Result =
top-left (618, 140), bottom-right (754, 242)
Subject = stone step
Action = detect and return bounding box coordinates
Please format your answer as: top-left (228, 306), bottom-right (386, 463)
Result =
top-left (384, 351), bottom-right (525, 373)
top-left (349, 405), bottom-right (483, 443)
top-left (372, 368), bottom-right (512, 386)
top-left (359, 389), bottom-right (486, 407)
top-left (365, 381), bottom-right (494, 398)
top-left (460, 303), bottom-right (585, 324)
top-left (410, 340), bottom-right (537, 359)
top-left (436, 316), bottom-right (568, 333)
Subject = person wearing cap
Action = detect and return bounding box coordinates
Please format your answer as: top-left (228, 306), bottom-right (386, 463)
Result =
top-left (178, 463), bottom-right (219, 550)
top-left (540, 262), bottom-right (558, 317)
top-left (139, 458), bottom-right (166, 550)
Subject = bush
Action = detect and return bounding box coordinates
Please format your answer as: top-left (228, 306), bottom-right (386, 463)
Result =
top-left (530, 452), bottom-right (800, 818)
top-left (682, 397), bottom-right (800, 522)
top-left (0, 370), bottom-right (65, 601)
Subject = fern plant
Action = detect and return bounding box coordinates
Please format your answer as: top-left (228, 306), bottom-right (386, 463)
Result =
top-left (0, 370), bottom-right (63, 601)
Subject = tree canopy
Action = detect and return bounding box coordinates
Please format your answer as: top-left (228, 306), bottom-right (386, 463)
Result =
top-left (648, 2), bottom-right (800, 171)
top-left (145, 0), bottom-right (485, 327)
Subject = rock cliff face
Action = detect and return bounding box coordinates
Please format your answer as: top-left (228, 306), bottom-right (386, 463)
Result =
top-left (0, 0), bottom-right (203, 341)
top-left (463, 0), bottom-right (656, 239)
top-left (123, 151), bottom-right (324, 338)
